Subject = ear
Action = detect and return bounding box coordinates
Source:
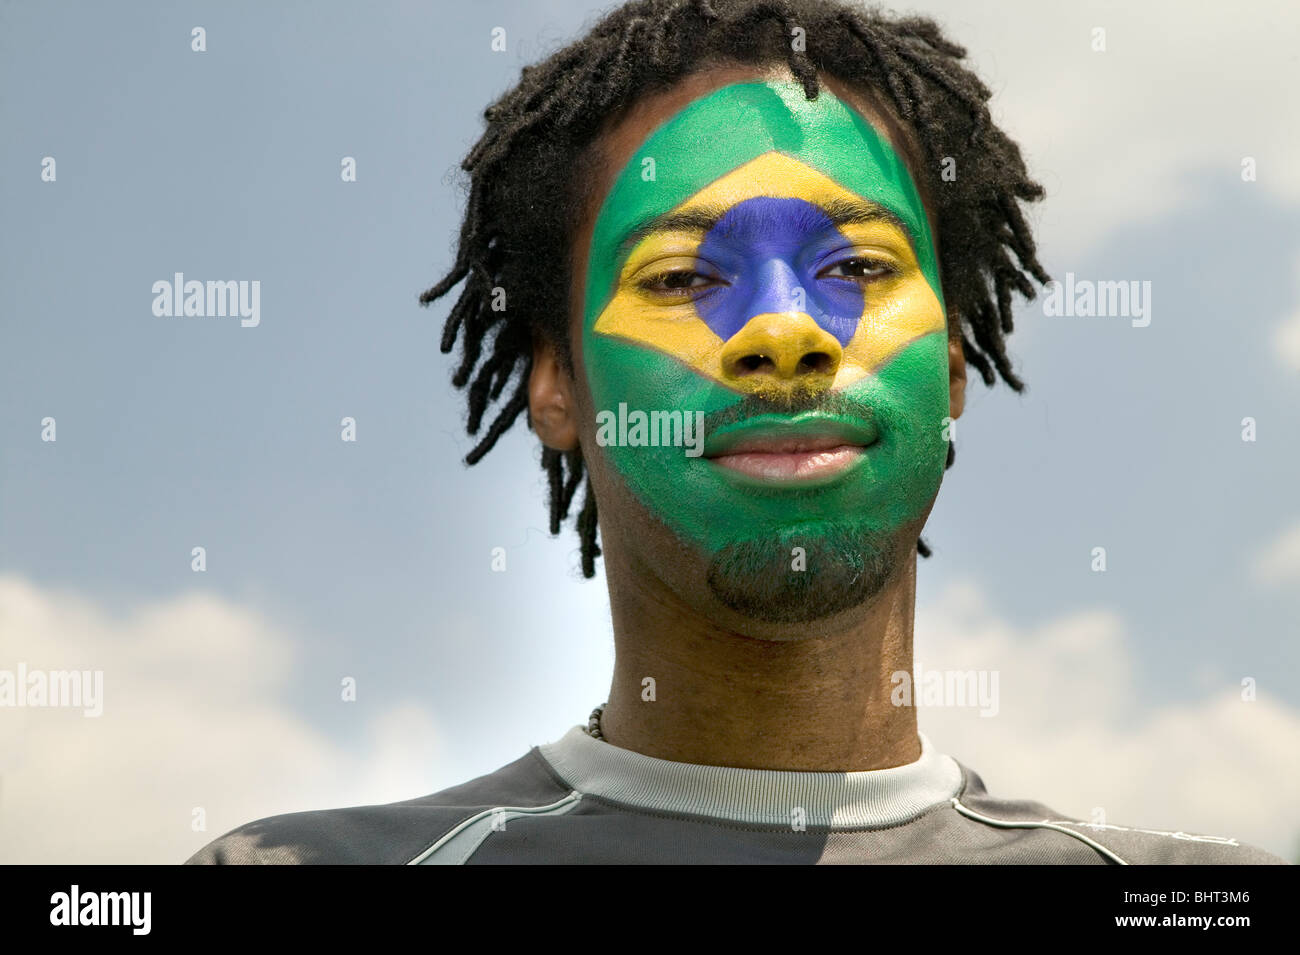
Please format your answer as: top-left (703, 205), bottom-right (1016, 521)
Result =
top-left (529, 335), bottom-right (580, 451)
top-left (947, 307), bottom-right (967, 420)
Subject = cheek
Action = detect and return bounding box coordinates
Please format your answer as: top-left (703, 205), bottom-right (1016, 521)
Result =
top-left (852, 331), bottom-right (951, 520)
top-left (581, 323), bottom-right (736, 537)
top-left (838, 272), bottom-right (947, 384)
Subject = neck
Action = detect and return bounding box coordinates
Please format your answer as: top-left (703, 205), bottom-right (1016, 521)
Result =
top-left (599, 540), bottom-right (920, 772)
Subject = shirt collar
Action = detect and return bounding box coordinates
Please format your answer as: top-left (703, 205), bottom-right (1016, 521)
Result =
top-left (536, 725), bottom-right (963, 829)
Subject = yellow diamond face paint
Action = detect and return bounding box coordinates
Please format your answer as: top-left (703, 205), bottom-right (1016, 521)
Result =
top-left (593, 150), bottom-right (946, 394)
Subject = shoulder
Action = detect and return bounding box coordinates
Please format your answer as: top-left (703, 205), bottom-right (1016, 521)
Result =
top-left (951, 764), bottom-right (1289, 865)
top-left (185, 748), bottom-right (571, 865)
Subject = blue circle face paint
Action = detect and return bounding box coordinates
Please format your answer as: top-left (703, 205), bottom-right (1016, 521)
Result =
top-left (693, 196), bottom-right (865, 347)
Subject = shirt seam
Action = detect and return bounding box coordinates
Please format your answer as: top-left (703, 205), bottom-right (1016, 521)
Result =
top-left (401, 751), bottom-right (573, 865)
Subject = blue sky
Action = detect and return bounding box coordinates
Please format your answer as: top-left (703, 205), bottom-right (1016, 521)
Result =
top-left (1, 0), bottom-right (1297, 862)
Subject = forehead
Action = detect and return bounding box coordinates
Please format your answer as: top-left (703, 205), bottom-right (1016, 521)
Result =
top-left (588, 62), bottom-right (919, 193)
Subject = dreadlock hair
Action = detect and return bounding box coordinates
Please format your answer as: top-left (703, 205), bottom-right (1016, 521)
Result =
top-left (420, 0), bottom-right (1051, 577)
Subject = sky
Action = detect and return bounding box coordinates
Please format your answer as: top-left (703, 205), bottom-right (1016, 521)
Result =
top-left (1, 0), bottom-right (1297, 863)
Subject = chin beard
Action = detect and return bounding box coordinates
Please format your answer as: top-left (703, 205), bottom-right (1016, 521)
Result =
top-left (705, 523), bottom-right (900, 624)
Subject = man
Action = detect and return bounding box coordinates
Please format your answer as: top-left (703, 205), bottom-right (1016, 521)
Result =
top-left (188, 0), bottom-right (1286, 864)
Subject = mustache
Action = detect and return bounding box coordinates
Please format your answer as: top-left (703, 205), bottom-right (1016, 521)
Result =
top-left (702, 389), bottom-right (879, 434)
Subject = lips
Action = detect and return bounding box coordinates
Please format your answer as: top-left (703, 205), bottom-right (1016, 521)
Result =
top-left (702, 413), bottom-right (878, 485)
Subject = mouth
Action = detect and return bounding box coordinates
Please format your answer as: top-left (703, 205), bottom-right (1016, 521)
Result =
top-left (702, 412), bottom-right (879, 486)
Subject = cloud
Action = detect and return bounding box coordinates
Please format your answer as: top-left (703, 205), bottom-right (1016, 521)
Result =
top-left (1268, 249), bottom-right (1300, 372)
top-left (1253, 521), bottom-right (1300, 587)
top-left (1275, 308), bottom-right (1300, 373)
top-left (915, 581), bottom-right (1300, 859)
top-left (577, 0), bottom-right (1300, 265)
top-left (2, 573), bottom-right (1295, 862)
top-left (0, 575), bottom-right (445, 864)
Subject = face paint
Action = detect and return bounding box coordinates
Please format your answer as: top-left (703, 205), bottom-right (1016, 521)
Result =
top-left (582, 79), bottom-right (950, 567)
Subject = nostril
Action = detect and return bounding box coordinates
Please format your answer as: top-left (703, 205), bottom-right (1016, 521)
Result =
top-left (733, 353), bottom-right (774, 375)
top-left (797, 351), bottom-right (835, 375)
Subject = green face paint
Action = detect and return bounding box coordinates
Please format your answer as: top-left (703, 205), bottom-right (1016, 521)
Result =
top-left (582, 79), bottom-right (950, 572)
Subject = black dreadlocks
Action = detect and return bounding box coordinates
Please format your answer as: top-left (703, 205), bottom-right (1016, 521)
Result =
top-left (419, 0), bottom-right (1051, 578)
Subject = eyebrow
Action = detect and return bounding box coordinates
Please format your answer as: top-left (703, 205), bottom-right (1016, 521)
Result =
top-left (614, 195), bottom-right (914, 260)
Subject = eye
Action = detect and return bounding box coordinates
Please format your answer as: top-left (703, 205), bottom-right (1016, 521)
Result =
top-left (818, 256), bottom-right (898, 282)
top-left (636, 268), bottom-right (722, 296)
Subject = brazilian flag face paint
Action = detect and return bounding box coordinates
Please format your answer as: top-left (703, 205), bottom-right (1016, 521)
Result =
top-left (582, 79), bottom-right (950, 557)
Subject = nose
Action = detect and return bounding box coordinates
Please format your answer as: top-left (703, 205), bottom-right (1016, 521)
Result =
top-left (719, 312), bottom-right (842, 396)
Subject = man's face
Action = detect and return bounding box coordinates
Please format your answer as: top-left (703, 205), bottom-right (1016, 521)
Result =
top-left (559, 63), bottom-right (957, 627)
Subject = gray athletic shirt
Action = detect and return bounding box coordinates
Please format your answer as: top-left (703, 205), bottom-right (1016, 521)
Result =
top-left (186, 727), bottom-right (1288, 864)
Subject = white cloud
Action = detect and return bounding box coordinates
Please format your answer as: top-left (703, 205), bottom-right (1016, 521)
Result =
top-left (916, 580), bottom-right (1300, 859)
top-left (907, 1), bottom-right (1300, 264)
top-left (2, 573), bottom-right (1295, 862)
top-left (1275, 303), bottom-right (1300, 373)
top-left (1268, 249), bottom-right (1300, 371)
top-left (1253, 521), bottom-right (1300, 586)
top-left (0, 575), bottom-right (446, 864)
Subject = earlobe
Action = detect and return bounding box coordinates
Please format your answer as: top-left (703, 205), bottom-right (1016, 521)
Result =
top-left (529, 336), bottom-right (580, 451)
top-left (947, 322), bottom-right (967, 421)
